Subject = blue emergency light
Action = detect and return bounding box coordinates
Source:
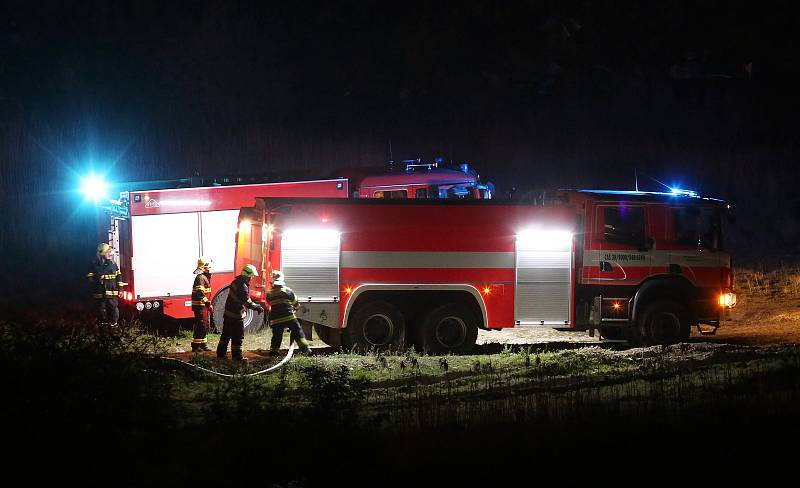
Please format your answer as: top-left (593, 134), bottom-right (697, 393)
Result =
top-left (80, 174), bottom-right (109, 202)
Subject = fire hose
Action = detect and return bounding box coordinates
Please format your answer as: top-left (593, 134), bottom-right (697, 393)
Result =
top-left (159, 343), bottom-right (297, 378)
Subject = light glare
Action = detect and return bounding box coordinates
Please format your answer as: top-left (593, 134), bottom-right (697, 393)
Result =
top-left (80, 174), bottom-right (109, 202)
top-left (516, 230), bottom-right (572, 251)
top-left (282, 229), bottom-right (340, 247)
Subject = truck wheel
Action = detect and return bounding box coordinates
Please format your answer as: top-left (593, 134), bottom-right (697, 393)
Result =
top-left (416, 303), bottom-right (479, 355)
top-left (638, 300), bottom-right (690, 345)
top-left (600, 327), bottom-right (625, 341)
top-left (343, 301), bottom-right (405, 352)
top-left (211, 286), bottom-right (266, 335)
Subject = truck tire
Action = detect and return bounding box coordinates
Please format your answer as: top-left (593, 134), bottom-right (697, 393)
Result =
top-left (638, 300), bottom-right (690, 345)
top-left (600, 327), bottom-right (625, 341)
top-left (416, 303), bottom-right (479, 355)
top-left (211, 285), bottom-right (266, 335)
top-left (343, 301), bottom-right (405, 352)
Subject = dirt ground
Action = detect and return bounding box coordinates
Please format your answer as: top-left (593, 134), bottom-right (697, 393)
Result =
top-left (478, 296), bottom-right (800, 345)
top-left (476, 294), bottom-right (800, 347)
top-left (172, 294), bottom-right (800, 359)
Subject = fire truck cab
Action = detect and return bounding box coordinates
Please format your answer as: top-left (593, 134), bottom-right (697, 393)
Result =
top-left (236, 188), bottom-right (734, 352)
top-left (562, 189), bottom-right (735, 343)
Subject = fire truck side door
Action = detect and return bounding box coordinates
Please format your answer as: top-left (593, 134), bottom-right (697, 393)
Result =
top-left (585, 204), bottom-right (653, 285)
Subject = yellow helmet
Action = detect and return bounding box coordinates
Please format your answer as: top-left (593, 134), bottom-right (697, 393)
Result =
top-left (241, 264), bottom-right (258, 278)
top-left (96, 243), bottom-right (110, 255)
top-left (193, 256), bottom-right (212, 274)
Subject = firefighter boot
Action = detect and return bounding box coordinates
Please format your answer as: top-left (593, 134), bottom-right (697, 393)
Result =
top-left (296, 337), bottom-right (312, 355)
top-left (267, 348), bottom-right (281, 357)
top-left (231, 340), bottom-right (247, 363)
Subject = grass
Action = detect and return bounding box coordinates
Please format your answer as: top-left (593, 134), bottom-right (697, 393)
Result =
top-left (5, 267), bottom-right (800, 483)
top-left (736, 264), bottom-right (800, 298)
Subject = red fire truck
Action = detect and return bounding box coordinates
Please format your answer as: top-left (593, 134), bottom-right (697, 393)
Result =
top-left (234, 188), bottom-right (735, 350)
top-left (102, 161), bottom-right (491, 329)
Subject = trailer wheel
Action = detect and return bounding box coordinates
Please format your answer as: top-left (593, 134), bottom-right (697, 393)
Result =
top-left (416, 303), bottom-right (479, 355)
top-left (638, 300), bottom-right (690, 345)
top-left (343, 301), bottom-right (405, 352)
top-left (211, 286), bottom-right (266, 335)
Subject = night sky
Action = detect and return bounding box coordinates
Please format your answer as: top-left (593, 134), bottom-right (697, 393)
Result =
top-left (1, 1), bottom-right (799, 308)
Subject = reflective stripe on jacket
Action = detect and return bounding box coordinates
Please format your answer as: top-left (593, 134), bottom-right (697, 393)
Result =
top-left (266, 285), bottom-right (299, 326)
top-left (223, 276), bottom-right (258, 319)
top-left (191, 273), bottom-right (212, 309)
top-left (89, 258), bottom-right (124, 299)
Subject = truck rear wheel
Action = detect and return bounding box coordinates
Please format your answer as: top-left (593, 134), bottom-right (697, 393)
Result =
top-left (211, 286), bottom-right (266, 335)
top-left (343, 301), bottom-right (405, 352)
top-left (638, 300), bottom-right (690, 345)
top-left (416, 303), bottom-right (479, 355)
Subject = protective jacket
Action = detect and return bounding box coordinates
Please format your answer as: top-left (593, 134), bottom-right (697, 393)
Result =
top-left (266, 284), bottom-right (299, 326)
top-left (191, 272), bottom-right (212, 310)
top-left (87, 258), bottom-right (126, 299)
top-left (224, 275), bottom-right (260, 319)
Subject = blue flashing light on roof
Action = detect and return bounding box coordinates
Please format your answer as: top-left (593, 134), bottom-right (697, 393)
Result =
top-left (669, 187), bottom-right (699, 197)
top-left (573, 188), bottom-right (724, 203)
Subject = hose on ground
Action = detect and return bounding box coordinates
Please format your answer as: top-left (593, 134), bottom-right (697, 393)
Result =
top-left (159, 343), bottom-right (297, 378)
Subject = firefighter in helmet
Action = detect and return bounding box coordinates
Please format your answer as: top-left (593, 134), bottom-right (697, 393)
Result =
top-left (216, 264), bottom-right (264, 361)
top-left (87, 243), bottom-right (126, 327)
top-left (190, 257), bottom-right (213, 352)
top-left (266, 270), bottom-right (311, 355)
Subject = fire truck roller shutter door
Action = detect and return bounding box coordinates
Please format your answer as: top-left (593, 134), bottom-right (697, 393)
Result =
top-left (515, 230), bottom-right (573, 325)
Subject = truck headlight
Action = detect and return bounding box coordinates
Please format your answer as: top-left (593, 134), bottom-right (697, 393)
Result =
top-left (719, 292), bottom-right (737, 308)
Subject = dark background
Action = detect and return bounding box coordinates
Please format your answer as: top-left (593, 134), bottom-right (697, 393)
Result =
top-left (1, 1), bottom-right (799, 310)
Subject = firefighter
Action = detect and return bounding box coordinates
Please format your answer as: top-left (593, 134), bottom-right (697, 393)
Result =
top-left (266, 270), bottom-right (311, 356)
top-left (190, 257), bottom-right (213, 352)
top-left (216, 264), bottom-right (264, 361)
top-left (87, 243), bottom-right (126, 327)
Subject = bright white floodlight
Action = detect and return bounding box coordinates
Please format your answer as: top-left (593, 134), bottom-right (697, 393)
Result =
top-left (80, 174), bottom-right (109, 202)
top-left (516, 230), bottom-right (572, 251)
top-left (281, 229), bottom-right (340, 248)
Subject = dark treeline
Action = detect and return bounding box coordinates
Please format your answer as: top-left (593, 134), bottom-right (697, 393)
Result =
top-left (1, 1), bottom-right (799, 309)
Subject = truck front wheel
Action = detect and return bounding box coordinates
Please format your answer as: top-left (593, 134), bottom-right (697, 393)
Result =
top-left (416, 303), bottom-right (479, 355)
top-left (343, 301), bottom-right (405, 352)
top-left (638, 300), bottom-right (690, 345)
